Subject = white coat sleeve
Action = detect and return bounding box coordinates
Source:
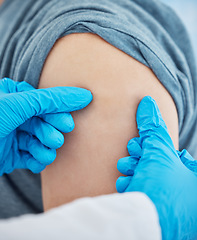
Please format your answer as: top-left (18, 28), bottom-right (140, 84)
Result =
top-left (0, 192), bottom-right (161, 240)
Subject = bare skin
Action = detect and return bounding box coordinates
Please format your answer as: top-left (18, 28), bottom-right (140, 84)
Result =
top-left (39, 33), bottom-right (179, 211)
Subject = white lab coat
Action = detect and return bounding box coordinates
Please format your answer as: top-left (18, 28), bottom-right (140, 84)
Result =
top-left (0, 192), bottom-right (161, 240)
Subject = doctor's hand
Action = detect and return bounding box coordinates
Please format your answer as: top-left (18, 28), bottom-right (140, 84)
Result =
top-left (116, 96), bottom-right (197, 240)
top-left (0, 78), bottom-right (92, 175)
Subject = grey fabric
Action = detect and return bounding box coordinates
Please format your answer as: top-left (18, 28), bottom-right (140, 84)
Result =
top-left (0, 0), bottom-right (196, 218)
top-left (0, 169), bottom-right (43, 219)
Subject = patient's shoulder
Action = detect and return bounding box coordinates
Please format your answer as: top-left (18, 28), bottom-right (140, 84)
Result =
top-left (39, 32), bottom-right (179, 149)
top-left (39, 32), bottom-right (152, 89)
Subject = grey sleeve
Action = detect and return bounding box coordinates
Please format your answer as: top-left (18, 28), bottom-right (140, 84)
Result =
top-left (0, 170), bottom-right (43, 219)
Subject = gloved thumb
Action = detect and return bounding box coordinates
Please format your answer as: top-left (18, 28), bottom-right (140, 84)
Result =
top-left (136, 96), bottom-right (178, 166)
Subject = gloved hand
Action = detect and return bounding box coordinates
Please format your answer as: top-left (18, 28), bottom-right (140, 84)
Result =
top-left (116, 96), bottom-right (197, 240)
top-left (0, 78), bottom-right (92, 175)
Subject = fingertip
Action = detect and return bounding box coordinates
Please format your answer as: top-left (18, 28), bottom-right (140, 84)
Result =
top-left (81, 88), bottom-right (93, 101)
top-left (25, 135), bottom-right (57, 164)
top-left (127, 137), bottom-right (141, 157)
top-left (45, 148), bottom-right (57, 164)
top-left (55, 132), bottom-right (64, 148)
top-left (84, 89), bottom-right (93, 102)
top-left (117, 156), bottom-right (137, 176)
top-left (62, 113), bottom-right (75, 133)
top-left (34, 147), bottom-right (57, 165)
top-left (66, 120), bottom-right (75, 132)
top-left (27, 158), bottom-right (46, 174)
top-left (136, 96), bottom-right (166, 133)
top-left (43, 129), bottom-right (64, 149)
top-left (117, 157), bottom-right (130, 173)
top-left (46, 149), bottom-right (57, 164)
top-left (88, 90), bottom-right (93, 103)
top-left (77, 88), bottom-right (93, 107)
top-left (41, 112), bottom-right (75, 133)
top-left (116, 176), bottom-right (131, 193)
top-left (117, 158), bottom-right (123, 172)
top-left (67, 87), bottom-right (93, 110)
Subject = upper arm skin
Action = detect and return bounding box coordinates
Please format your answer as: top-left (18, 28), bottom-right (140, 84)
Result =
top-left (39, 33), bottom-right (179, 210)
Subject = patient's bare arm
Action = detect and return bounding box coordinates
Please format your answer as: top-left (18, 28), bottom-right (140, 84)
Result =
top-left (39, 33), bottom-right (179, 211)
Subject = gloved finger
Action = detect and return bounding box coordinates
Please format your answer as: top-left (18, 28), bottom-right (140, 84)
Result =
top-left (0, 83), bottom-right (92, 137)
top-left (136, 96), bottom-right (178, 165)
top-left (17, 151), bottom-right (46, 173)
top-left (13, 80), bottom-right (75, 133)
top-left (137, 96), bottom-right (169, 137)
top-left (117, 156), bottom-right (138, 176)
top-left (41, 112), bottom-right (75, 133)
top-left (17, 131), bottom-right (56, 165)
top-left (177, 149), bottom-right (197, 173)
top-left (18, 117), bottom-right (64, 149)
top-left (127, 137), bottom-right (141, 157)
top-left (116, 176), bottom-right (132, 193)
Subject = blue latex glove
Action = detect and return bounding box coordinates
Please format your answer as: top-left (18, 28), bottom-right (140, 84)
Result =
top-left (116, 96), bottom-right (197, 240)
top-left (0, 78), bottom-right (92, 175)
